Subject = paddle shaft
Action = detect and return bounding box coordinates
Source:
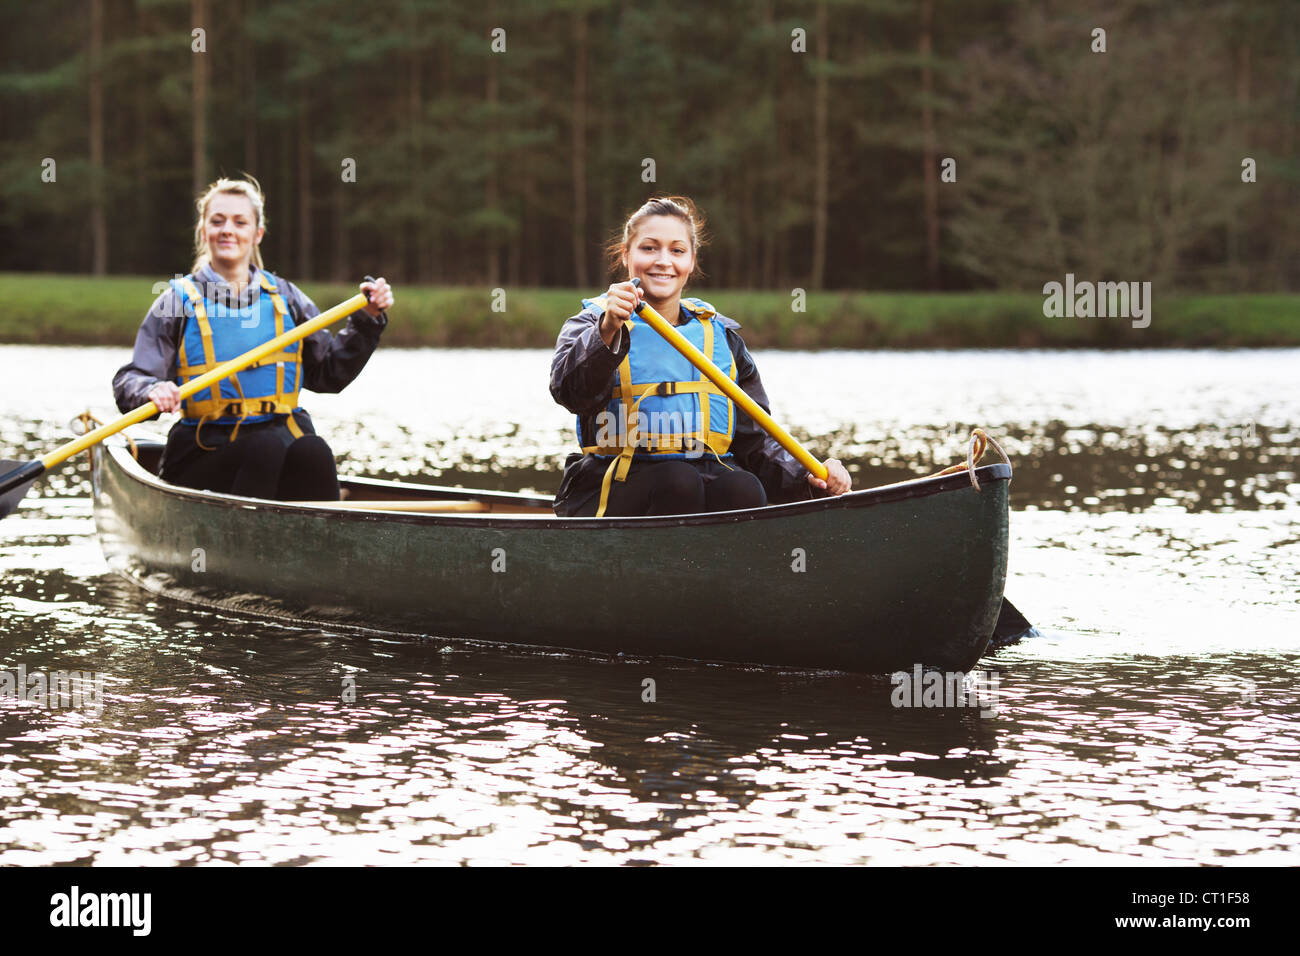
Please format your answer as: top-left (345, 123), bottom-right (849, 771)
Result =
top-left (629, 286), bottom-right (828, 480)
top-left (0, 292), bottom-right (369, 498)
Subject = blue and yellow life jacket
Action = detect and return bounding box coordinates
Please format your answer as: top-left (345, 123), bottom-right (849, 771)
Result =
top-left (173, 271), bottom-right (304, 446)
top-left (578, 294), bottom-right (737, 516)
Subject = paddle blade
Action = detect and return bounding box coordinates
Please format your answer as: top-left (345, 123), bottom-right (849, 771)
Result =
top-left (990, 597), bottom-right (1039, 649)
top-left (0, 459), bottom-right (45, 519)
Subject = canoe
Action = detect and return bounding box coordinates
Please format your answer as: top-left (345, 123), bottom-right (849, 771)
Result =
top-left (90, 440), bottom-right (1012, 673)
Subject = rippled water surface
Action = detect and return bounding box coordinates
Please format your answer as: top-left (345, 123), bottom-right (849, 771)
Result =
top-left (2, 346), bottom-right (1297, 864)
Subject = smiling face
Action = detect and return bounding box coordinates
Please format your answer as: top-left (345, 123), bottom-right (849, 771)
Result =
top-left (204, 192), bottom-right (263, 275)
top-left (623, 215), bottom-right (696, 302)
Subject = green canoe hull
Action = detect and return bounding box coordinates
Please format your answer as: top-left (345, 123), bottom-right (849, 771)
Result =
top-left (91, 442), bottom-right (1011, 673)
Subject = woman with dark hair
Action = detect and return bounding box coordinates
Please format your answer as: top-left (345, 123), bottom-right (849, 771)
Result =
top-left (551, 196), bottom-right (850, 517)
top-left (112, 176), bottom-right (394, 501)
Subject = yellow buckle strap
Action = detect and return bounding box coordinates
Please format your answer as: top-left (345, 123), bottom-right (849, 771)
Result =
top-left (258, 272), bottom-right (290, 319)
top-left (592, 390), bottom-right (651, 515)
top-left (595, 457), bottom-right (621, 518)
top-left (261, 273), bottom-right (292, 413)
top-left (179, 278), bottom-right (219, 408)
top-left (184, 397), bottom-right (299, 419)
top-left (584, 427), bottom-right (720, 454)
top-left (178, 349), bottom-right (300, 379)
top-left (193, 370), bottom-right (247, 451)
top-left (610, 380), bottom-right (725, 400)
top-left (699, 318), bottom-right (713, 442)
top-left (189, 397), bottom-right (300, 451)
top-left (614, 391), bottom-right (653, 481)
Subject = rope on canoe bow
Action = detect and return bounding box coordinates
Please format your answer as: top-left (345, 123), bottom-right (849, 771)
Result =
top-left (74, 410), bottom-right (138, 461)
top-left (923, 428), bottom-right (1009, 491)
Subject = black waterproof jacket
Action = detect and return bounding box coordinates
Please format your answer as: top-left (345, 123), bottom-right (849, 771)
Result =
top-left (111, 264), bottom-right (386, 477)
top-left (549, 299), bottom-right (817, 515)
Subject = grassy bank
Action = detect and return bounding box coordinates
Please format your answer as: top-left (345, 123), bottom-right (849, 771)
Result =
top-left (1, 273), bottom-right (1296, 348)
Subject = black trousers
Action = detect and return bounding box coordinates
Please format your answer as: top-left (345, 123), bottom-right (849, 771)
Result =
top-left (159, 413), bottom-right (340, 501)
top-left (565, 457), bottom-right (767, 517)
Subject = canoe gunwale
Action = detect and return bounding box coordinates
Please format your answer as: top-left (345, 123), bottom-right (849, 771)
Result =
top-left (99, 440), bottom-right (1012, 531)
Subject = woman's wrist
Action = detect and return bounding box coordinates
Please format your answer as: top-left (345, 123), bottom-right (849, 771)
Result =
top-left (600, 319), bottom-right (623, 350)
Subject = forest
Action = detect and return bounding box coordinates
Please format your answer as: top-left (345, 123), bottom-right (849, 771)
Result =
top-left (1, 0), bottom-right (1296, 294)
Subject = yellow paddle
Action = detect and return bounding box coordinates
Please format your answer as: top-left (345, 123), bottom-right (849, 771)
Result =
top-left (0, 290), bottom-right (370, 517)
top-left (629, 278), bottom-right (829, 480)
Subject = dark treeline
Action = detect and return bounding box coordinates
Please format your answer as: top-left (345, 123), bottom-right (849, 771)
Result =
top-left (1, 0), bottom-right (1296, 292)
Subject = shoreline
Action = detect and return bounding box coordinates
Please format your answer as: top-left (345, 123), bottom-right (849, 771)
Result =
top-left (3, 274), bottom-right (1296, 349)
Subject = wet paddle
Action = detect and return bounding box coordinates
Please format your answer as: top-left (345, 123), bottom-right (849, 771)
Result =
top-left (0, 289), bottom-right (370, 518)
top-left (627, 278), bottom-right (1036, 645)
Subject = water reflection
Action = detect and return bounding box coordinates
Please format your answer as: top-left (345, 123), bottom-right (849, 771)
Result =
top-left (1, 345), bottom-right (1297, 864)
top-left (2, 596), bottom-right (1294, 864)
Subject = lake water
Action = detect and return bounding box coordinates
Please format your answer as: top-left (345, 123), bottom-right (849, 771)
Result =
top-left (1, 346), bottom-right (1297, 864)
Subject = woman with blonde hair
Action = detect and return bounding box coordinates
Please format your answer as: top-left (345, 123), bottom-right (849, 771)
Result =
top-left (112, 176), bottom-right (394, 500)
top-left (550, 196), bottom-right (850, 517)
